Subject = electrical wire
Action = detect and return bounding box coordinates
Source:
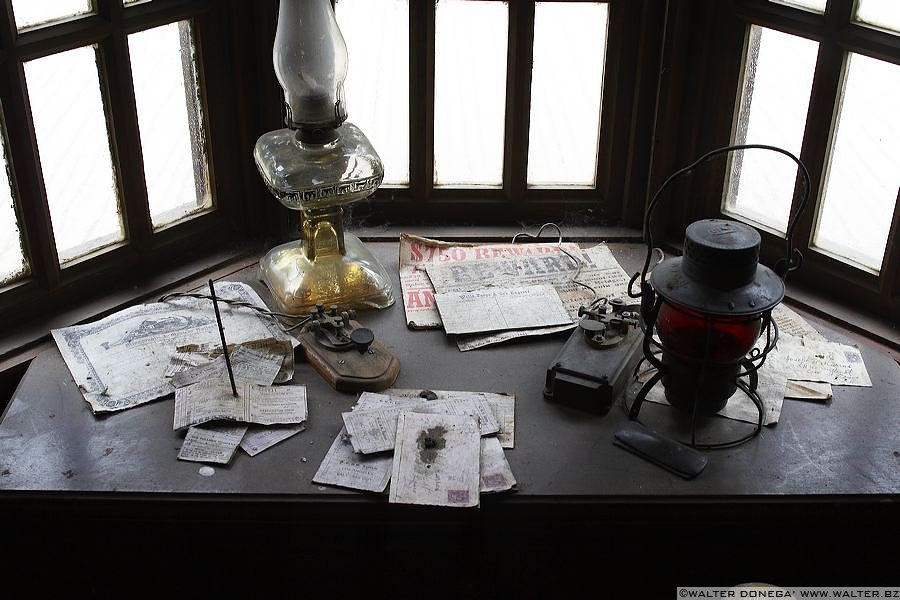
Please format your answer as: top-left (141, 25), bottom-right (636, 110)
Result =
top-left (512, 222), bottom-right (603, 307)
top-left (157, 291), bottom-right (313, 333)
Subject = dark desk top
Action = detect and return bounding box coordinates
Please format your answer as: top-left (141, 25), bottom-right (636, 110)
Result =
top-left (1, 242), bottom-right (899, 501)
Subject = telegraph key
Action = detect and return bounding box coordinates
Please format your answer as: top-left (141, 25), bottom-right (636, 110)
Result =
top-left (297, 303), bottom-right (400, 392)
top-left (544, 298), bottom-right (643, 413)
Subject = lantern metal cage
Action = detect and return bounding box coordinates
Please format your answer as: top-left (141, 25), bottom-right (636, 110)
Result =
top-left (626, 144), bottom-right (811, 450)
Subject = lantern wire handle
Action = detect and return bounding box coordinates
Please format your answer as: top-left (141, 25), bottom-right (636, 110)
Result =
top-left (635, 143), bottom-right (812, 291)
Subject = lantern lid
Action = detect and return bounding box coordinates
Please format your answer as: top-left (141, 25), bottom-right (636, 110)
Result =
top-left (649, 219), bottom-right (784, 316)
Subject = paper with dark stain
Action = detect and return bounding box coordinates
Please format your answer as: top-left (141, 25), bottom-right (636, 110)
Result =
top-left (389, 412), bottom-right (480, 508)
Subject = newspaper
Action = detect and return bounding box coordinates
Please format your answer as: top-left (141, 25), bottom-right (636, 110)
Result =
top-left (177, 423), bottom-right (249, 464)
top-left (433, 285), bottom-right (571, 335)
top-left (240, 424), bottom-right (306, 456)
top-left (313, 427), bottom-right (394, 493)
top-left (398, 233), bottom-right (584, 329)
top-left (766, 335), bottom-right (872, 387)
top-left (173, 380), bottom-right (308, 430)
top-left (51, 282), bottom-right (295, 413)
top-left (167, 338), bottom-right (294, 384)
top-left (389, 411), bottom-right (481, 508)
top-left (480, 437), bottom-right (516, 493)
top-left (386, 388), bottom-right (516, 448)
top-left (427, 244), bottom-right (632, 350)
top-left (640, 366), bottom-right (787, 426)
top-left (342, 395), bottom-right (500, 455)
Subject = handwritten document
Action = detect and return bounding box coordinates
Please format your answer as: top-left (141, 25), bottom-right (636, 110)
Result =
top-left (177, 423), bottom-right (248, 464)
top-left (387, 388), bottom-right (516, 448)
top-left (313, 428), bottom-right (394, 493)
top-left (389, 412), bottom-right (481, 508)
top-left (52, 282), bottom-right (295, 413)
top-left (173, 380), bottom-right (308, 430)
top-left (342, 395), bottom-right (500, 454)
top-left (767, 335), bottom-right (872, 387)
top-left (433, 285), bottom-right (571, 335)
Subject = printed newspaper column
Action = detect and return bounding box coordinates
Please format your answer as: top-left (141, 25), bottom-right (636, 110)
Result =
top-left (389, 411), bottom-right (481, 508)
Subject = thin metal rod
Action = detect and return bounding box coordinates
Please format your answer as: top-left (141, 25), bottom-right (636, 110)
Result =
top-left (208, 279), bottom-right (238, 397)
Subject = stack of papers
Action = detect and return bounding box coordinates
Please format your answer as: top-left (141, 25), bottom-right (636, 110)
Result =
top-left (314, 390), bottom-right (517, 508)
top-left (398, 234), bottom-right (632, 350)
top-left (171, 341), bottom-right (307, 465)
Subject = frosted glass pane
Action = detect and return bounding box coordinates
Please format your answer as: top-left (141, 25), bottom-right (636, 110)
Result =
top-left (12, 0), bottom-right (93, 30)
top-left (129, 22), bottom-right (212, 228)
top-left (814, 54), bottom-right (900, 272)
top-left (0, 129), bottom-right (27, 284)
top-left (771, 0), bottom-right (826, 12)
top-left (434, 0), bottom-right (508, 187)
top-left (25, 46), bottom-right (123, 264)
top-left (527, 2), bottom-right (608, 187)
top-left (856, 0), bottom-right (900, 32)
top-left (336, 0), bottom-right (410, 186)
top-left (724, 26), bottom-right (818, 233)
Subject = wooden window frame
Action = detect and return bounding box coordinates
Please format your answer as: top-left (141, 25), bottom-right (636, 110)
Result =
top-left (649, 0), bottom-right (900, 322)
top-left (0, 0), bottom-right (250, 324)
top-left (267, 0), bottom-right (666, 227)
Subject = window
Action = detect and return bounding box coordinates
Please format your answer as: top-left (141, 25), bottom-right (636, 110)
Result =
top-left (662, 0), bottom-right (900, 320)
top-left (332, 0), bottom-right (645, 223)
top-left (0, 0), bottom-right (245, 324)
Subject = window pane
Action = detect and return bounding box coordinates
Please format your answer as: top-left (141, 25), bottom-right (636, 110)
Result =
top-left (0, 127), bottom-right (27, 284)
top-left (855, 0), bottom-right (900, 32)
top-left (724, 26), bottom-right (818, 233)
top-left (770, 0), bottom-right (826, 12)
top-left (25, 46), bottom-right (123, 263)
top-left (527, 2), bottom-right (608, 187)
top-left (434, 0), bottom-right (508, 187)
top-left (336, 0), bottom-right (410, 186)
top-left (12, 0), bottom-right (93, 30)
top-left (814, 54), bottom-right (900, 272)
top-left (129, 22), bottom-right (212, 229)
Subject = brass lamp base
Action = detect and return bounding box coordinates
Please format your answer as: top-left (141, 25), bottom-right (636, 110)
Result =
top-left (259, 232), bottom-right (394, 315)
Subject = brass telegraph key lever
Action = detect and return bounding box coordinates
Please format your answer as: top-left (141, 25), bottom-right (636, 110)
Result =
top-left (296, 303), bottom-right (400, 393)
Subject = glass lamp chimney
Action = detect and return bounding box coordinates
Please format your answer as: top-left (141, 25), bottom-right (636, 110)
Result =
top-left (274, 0), bottom-right (349, 130)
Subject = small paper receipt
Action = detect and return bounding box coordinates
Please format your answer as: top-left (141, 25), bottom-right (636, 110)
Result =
top-left (313, 428), bottom-right (394, 493)
top-left (389, 411), bottom-right (481, 508)
top-left (174, 380), bottom-right (308, 430)
top-left (178, 423), bottom-right (249, 464)
top-left (432, 285), bottom-right (571, 335)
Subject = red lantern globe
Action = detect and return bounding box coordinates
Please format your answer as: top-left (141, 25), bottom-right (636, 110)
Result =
top-left (627, 144), bottom-right (809, 449)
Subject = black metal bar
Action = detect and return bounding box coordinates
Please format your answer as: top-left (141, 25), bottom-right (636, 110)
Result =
top-left (208, 279), bottom-right (238, 397)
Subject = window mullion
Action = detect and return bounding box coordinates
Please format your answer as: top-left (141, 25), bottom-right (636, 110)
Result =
top-left (503, 0), bottom-right (533, 202)
top-left (3, 59), bottom-right (61, 288)
top-left (409, 0), bottom-right (434, 201)
top-left (782, 38), bottom-right (844, 261)
top-left (97, 0), bottom-right (152, 253)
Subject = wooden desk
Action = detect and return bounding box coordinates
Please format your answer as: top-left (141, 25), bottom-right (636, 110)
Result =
top-left (2, 242), bottom-right (898, 593)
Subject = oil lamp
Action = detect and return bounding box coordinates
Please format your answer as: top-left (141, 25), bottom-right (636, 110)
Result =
top-left (254, 0), bottom-right (394, 314)
top-left (627, 144), bottom-right (810, 448)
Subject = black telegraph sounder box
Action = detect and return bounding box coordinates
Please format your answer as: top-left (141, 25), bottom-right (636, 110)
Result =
top-left (543, 299), bottom-right (644, 414)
